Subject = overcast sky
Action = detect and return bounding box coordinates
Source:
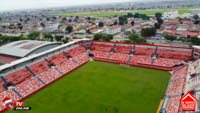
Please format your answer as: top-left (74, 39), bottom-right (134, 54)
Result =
top-left (0, 0), bottom-right (140, 11)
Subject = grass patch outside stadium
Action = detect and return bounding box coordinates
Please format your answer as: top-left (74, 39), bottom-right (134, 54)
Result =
top-left (54, 6), bottom-right (200, 17)
top-left (9, 61), bottom-right (171, 113)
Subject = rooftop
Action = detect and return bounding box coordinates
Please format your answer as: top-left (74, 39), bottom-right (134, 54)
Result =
top-left (0, 40), bottom-right (61, 58)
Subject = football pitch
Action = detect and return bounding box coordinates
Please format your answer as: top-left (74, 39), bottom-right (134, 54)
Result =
top-left (9, 61), bottom-right (171, 113)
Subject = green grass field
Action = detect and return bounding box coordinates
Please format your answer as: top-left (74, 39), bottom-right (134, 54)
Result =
top-left (54, 6), bottom-right (200, 17)
top-left (9, 61), bottom-right (170, 113)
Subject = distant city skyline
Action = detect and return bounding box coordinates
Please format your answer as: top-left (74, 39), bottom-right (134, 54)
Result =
top-left (0, 0), bottom-right (172, 12)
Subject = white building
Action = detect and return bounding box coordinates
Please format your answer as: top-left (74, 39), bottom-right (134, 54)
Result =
top-left (180, 13), bottom-right (192, 19)
top-left (44, 23), bottom-right (59, 33)
top-left (105, 25), bottom-right (121, 35)
top-left (163, 10), bottom-right (179, 20)
top-left (192, 9), bottom-right (200, 16)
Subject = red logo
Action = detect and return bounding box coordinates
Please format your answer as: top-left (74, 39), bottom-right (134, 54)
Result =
top-left (2, 97), bottom-right (14, 110)
top-left (180, 92), bottom-right (198, 111)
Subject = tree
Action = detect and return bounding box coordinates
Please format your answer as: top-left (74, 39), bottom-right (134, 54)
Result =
top-left (55, 35), bottom-right (63, 41)
top-left (188, 36), bottom-right (200, 45)
top-left (118, 16), bottom-right (128, 25)
top-left (113, 21), bottom-right (118, 25)
top-left (141, 27), bottom-right (156, 37)
top-left (129, 34), bottom-right (139, 40)
top-left (86, 29), bottom-right (91, 34)
top-left (164, 35), bottom-right (177, 41)
top-left (40, 22), bottom-right (45, 27)
top-left (154, 23), bottom-right (161, 29)
top-left (131, 21), bottom-right (135, 26)
top-left (98, 22), bottom-right (104, 27)
top-left (46, 18), bottom-right (50, 21)
top-left (128, 34), bottom-right (147, 44)
top-left (94, 34), bottom-right (103, 40)
top-left (157, 18), bottom-right (163, 25)
top-left (193, 14), bottom-right (199, 20)
top-left (87, 17), bottom-right (91, 21)
top-left (28, 32), bottom-right (40, 40)
top-left (65, 26), bottom-right (73, 33)
top-left (119, 21), bottom-right (124, 25)
top-left (0, 35), bottom-right (23, 43)
top-left (193, 14), bottom-right (200, 24)
top-left (62, 17), bottom-right (67, 21)
top-left (17, 23), bottom-right (23, 30)
top-left (93, 34), bottom-right (113, 41)
top-left (9, 36), bottom-right (21, 41)
top-left (52, 16), bottom-right (57, 20)
top-left (44, 34), bottom-right (53, 42)
top-left (133, 13), bottom-right (140, 18)
top-left (127, 12), bottom-right (133, 17)
top-left (102, 34), bottom-right (113, 41)
top-left (62, 37), bottom-right (69, 44)
top-left (20, 18), bottom-right (23, 22)
top-left (155, 13), bottom-right (162, 19)
top-left (194, 20), bottom-right (200, 24)
top-left (133, 13), bottom-right (150, 20)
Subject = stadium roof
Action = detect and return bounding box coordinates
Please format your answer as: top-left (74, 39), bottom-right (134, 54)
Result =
top-left (0, 40), bottom-right (62, 58)
top-left (0, 39), bottom-right (90, 72)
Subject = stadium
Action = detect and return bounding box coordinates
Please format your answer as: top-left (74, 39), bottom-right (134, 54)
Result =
top-left (0, 39), bottom-right (200, 113)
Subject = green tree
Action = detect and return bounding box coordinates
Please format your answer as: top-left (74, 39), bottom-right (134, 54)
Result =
top-left (62, 17), bottom-right (67, 21)
top-left (131, 21), bottom-right (135, 26)
top-left (128, 34), bottom-right (147, 44)
top-left (55, 35), bottom-right (63, 41)
top-left (118, 16), bottom-right (128, 25)
top-left (28, 32), bottom-right (40, 40)
top-left (164, 35), bottom-right (177, 41)
top-left (194, 20), bottom-right (200, 24)
top-left (87, 17), bottom-right (91, 21)
top-left (133, 13), bottom-right (140, 18)
top-left (44, 34), bottom-right (53, 42)
top-left (94, 34), bottom-right (104, 40)
top-left (113, 21), bottom-right (118, 25)
top-left (86, 29), bottom-right (91, 34)
top-left (93, 34), bottom-right (113, 41)
top-left (188, 36), bottom-right (200, 45)
top-left (46, 18), bottom-right (50, 21)
top-left (66, 26), bottom-right (73, 33)
top-left (62, 37), bottom-right (69, 43)
top-left (155, 13), bottom-right (162, 19)
top-left (141, 27), bottom-right (156, 37)
top-left (157, 18), bottom-right (163, 25)
top-left (127, 12), bottom-right (133, 17)
top-left (40, 22), bottom-right (45, 27)
top-left (193, 14), bottom-right (199, 20)
top-left (154, 23), bottom-right (161, 29)
top-left (98, 22), bottom-right (104, 27)
top-left (102, 34), bottom-right (113, 41)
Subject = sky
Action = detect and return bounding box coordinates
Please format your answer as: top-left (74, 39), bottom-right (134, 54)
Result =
top-left (0, 0), bottom-right (137, 11)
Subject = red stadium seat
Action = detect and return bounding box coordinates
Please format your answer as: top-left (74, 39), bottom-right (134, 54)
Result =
top-left (91, 43), bottom-right (113, 52)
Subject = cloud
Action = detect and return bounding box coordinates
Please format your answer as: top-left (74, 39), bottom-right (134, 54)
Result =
top-left (0, 0), bottom-right (132, 11)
